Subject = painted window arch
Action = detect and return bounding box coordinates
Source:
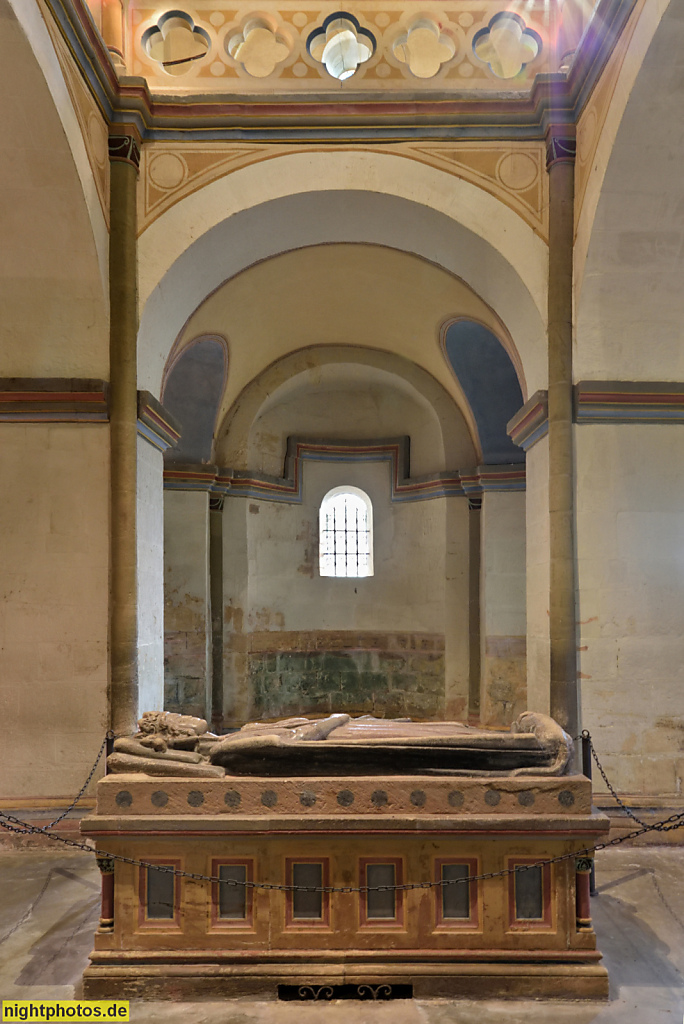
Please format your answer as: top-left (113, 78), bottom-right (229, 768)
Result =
top-left (319, 486), bottom-right (373, 578)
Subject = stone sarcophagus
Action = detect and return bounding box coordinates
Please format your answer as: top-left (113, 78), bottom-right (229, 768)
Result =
top-left (82, 713), bottom-right (609, 1000)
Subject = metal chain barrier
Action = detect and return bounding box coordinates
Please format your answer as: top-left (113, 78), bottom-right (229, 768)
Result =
top-left (1, 805), bottom-right (684, 895)
top-left (1, 729), bottom-right (684, 895)
top-left (8, 736), bottom-right (110, 835)
top-left (583, 730), bottom-right (649, 828)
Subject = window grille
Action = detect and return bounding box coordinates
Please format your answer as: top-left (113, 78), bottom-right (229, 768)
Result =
top-left (319, 487), bottom-right (373, 578)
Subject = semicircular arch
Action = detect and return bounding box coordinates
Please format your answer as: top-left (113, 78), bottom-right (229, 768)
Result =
top-left (138, 152), bottom-right (547, 398)
top-left (215, 344), bottom-right (478, 471)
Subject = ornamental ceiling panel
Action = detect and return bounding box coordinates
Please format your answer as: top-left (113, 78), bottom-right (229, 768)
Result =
top-left (125, 1), bottom-right (559, 95)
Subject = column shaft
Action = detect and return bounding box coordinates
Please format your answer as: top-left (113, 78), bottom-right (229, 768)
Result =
top-left (547, 133), bottom-right (578, 737)
top-left (109, 135), bottom-right (140, 736)
top-left (209, 497), bottom-right (225, 733)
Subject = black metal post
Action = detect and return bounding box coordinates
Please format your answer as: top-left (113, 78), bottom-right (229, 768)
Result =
top-left (105, 731), bottom-right (115, 776)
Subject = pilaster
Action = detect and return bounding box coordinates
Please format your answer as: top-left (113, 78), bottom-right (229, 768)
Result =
top-left (546, 126), bottom-right (578, 739)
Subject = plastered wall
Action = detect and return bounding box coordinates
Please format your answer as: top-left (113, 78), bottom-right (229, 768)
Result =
top-left (576, 423), bottom-right (684, 797)
top-left (137, 438), bottom-right (164, 715)
top-left (0, 0), bottom-right (108, 379)
top-left (480, 490), bottom-right (526, 726)
top-left (525, 438), bottom-right (550, 715)
top-left (222, 458), bottom-right (461, 726)
top-left (164, 490), bottom-right (211, 719)
top-left (0, 425), bottom-right (109, 798)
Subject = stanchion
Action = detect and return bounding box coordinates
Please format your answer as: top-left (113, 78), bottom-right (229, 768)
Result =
top-left (581, 730), bottom-right (597, 896)
top-left (105, 732), bottom-right (115, 776)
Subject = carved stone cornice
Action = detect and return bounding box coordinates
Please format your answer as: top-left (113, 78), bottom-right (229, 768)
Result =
top-left (574, 381), bottom-right (684, 424)
top-left (163, 439), bottom-right (525, 501)
top-left (507, 391), bottom-right (549, 451)
top-left (45, 0), bottom-right (638, 143)
top-left (137, 391), bottom-right (181, 451)
top-left (0, 379), bottom-right (109, 422)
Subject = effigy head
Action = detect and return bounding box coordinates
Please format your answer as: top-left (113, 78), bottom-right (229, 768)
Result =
top-left (137, 711), bottom-right (208, 743)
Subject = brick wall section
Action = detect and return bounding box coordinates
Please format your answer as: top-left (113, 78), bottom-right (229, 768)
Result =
top-left (164, 631), bottom-right (208, 719)
top-left (236, 631), bottom-right (445, 722)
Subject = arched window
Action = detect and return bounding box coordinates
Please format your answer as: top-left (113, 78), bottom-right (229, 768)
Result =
top-left (319, 486), bottom-right (373, 578)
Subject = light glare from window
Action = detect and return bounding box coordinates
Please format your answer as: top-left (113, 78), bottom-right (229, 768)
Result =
top-left (319, 487), bottom-right (373, 578)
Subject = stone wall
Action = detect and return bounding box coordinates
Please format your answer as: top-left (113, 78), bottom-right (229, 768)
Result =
top-left (0, 424), bottom-right (109, 798)
top-left (243, 631), bottom-right (445, 721)
top-left (576, 424), bottom-right (684, 797)
top-left (480, 490), bottom-right (527, 726)
top-left (164, 490), bottom-right (210, 719)
top-left (222, 457), bottom-right (456, 727)
top-left (137, 437), bottom-right (164, 714)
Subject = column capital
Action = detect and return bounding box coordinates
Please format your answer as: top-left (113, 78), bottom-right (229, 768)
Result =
top-left (545, 126), bottom-right (576, 169)
top-left (108, 129), bottom-right (141, 171)
top-left (96, 852), bottom-right (116, 875)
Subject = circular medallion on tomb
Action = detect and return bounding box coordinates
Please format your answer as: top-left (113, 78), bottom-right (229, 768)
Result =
top-left (261, 789), bottom-right (278, 808)
top-left (115, 790), bottom-right (132, 808)
top-left (187, 790), bottom-right (204, 807)
top-left (224, 789), bottom-right (241, 809)
top-left (558, 789), bottom-right (575, 807)
top-left (410, 789), bottom-right (426, 807)
top-left (484, 789), bottom-right (501, 807)
top-left (448, 790), bottom-right (464, 808)
top-left (518, 790), bottom-right (535, 807)
top-left (371, 789), bottom-right (388, 808)
top-left (300, 790), bottom-right (317, 807)
top-left (337, 789), bottom-right (354, 807)
top-left (151, 790), bottom-right (168, 808)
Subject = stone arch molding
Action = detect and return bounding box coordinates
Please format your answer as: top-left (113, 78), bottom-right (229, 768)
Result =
top-left (137, 150), bottom-right (548, 398)
top-left (215, 345), bottom-right (475, 471)
top-left (7, 0), bottom-right (109, 293)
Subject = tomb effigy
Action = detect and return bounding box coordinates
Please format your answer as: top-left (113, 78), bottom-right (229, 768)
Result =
top-left (82, 711), bottom-right (609, 999)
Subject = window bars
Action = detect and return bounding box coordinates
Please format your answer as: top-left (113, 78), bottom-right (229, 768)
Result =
top-left (319, 490), bottom-right (372, 578)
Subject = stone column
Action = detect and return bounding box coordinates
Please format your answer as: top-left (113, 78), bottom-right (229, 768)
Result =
top-left (209, 495), bottom-right (225, 733)
top-left (109, 131), bottom-right (141, 737)
top-left (102, 0), bottom-right (126, 70)
top-left (96, 853), bottom-right (115, 932)
top-left (575, 857), bottom-right (593, 930)
top-left (546, 128), bottom-right (578, 739)
top-left (467, 499), bottom-right (481, 723)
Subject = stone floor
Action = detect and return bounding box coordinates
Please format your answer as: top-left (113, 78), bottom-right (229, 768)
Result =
top-left (0, 846), bottom-right (682, 1023)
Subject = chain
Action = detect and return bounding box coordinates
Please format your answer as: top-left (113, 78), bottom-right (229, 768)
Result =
top-left (2, 733), bottom-right (683, 894)
top-left (2, 804), bottom-right (684, 895)
top-left (8, 736), bottom-right (109, 835)
top-left (583, 731), bottom-right (649, 828)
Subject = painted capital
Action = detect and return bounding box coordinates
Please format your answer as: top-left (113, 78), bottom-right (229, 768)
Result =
top-left (575, 857), bottom-right (593, 873)
top-left (96, 853), bottom-right (116, 875)
top-left (108, 134), bottom-right (141, 170)
top-left (546, 131), bottom-right (576, 169)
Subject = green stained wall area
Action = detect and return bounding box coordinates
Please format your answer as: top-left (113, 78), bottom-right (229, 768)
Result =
top-left (247, 635), bottom-right (445, 721)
